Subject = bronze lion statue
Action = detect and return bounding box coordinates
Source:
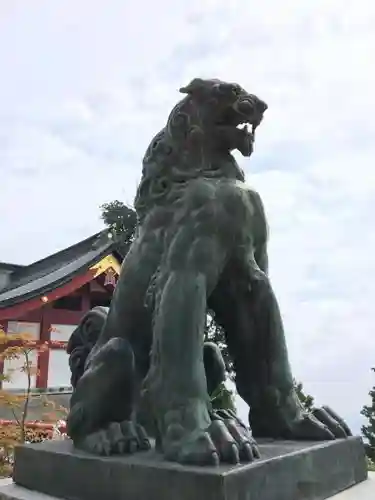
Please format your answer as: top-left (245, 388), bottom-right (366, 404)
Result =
top-left (66, 78), bottom-right (351, 466)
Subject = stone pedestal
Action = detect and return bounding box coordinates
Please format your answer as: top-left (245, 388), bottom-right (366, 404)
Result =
top-left (7, 437), bottom-right (368, 500)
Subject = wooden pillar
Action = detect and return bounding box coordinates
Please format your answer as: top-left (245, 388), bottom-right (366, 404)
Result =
top-left (81, 283), bottom-right (91, 313)
top-left (0, 319), bottom-right (8, 389)
top-left (36, 305), bottom-right (51, 388)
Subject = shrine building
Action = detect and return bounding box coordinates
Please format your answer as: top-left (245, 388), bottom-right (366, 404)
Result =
top-left (0, 230), bottom-right (122, 392)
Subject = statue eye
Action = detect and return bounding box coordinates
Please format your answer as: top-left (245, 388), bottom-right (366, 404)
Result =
top-left (213, 83), bottom-right (241, 98)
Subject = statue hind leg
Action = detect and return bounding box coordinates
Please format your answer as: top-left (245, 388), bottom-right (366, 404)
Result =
top-left (67, 225), bottom-right (164, 455)
top-left (209, 246), bottom-right (351, 441)
top-left (67, 337), bottom-right (150, 454)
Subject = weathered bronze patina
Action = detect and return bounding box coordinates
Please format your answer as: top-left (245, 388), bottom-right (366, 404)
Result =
top-left (66, 79), bottom-right (351, 466)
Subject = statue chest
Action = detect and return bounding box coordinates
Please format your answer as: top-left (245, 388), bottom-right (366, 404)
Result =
top-left (172, 179), bottom-right (262, 244)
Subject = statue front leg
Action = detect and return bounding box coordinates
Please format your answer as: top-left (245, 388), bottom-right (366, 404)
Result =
top-left (145, 231), bottom-right (256, 465)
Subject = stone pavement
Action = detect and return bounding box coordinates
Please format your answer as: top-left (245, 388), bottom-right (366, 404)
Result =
top-left (332, 472), bottom-right (375, 498)
top-left (0, 474), bottom-right (374, 499)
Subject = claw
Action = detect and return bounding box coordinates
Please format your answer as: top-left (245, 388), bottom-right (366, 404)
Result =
top-left (251, 441), bottom-right (261, 459)
top-left (322, 406), bottom-right (352, 436)
top-left (159, 401), bottom-right (259, 465)
top-left (312, 407), bottom-right (347, 438)
top-left (239, 442), bottom-right (254, 462)
top-left (220, 418), bottom-right (257, 463)
top-left (228, 443), bottom-right (240, 464)
top-left (76, 420), bottom-right (153, 456)
top-left (101, 439), bottom-right (111, 456)
top-left (300, 414), bottom-right (336, 440)
top-left (210, 452), bottom-right (220, 466)
top-left (127, 438), bottom-right (138, 454)
top-left (136, 424), bottom-right (151, 450)
top-left (177, 433), bottom-right (220, 466)
top-left (116, 440), bottom-right (126, 454)
top-left (225, 418), bottom-right (247, 442)
top-left (209, 420), bottom-right (239, 464)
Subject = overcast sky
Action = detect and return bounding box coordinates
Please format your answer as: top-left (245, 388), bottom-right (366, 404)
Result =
top-left (1, 1), bottom-right (375, 434)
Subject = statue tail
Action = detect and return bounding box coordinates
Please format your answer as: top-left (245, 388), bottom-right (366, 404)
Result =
top-left (66, 306), bottom-right (109, 389)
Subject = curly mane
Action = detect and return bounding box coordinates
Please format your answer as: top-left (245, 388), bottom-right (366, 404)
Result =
top-left (134, 95), bottom-right (244, 224)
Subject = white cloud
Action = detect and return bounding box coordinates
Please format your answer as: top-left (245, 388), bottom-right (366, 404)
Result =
top-left (1, 0), bottom-right (375, 433)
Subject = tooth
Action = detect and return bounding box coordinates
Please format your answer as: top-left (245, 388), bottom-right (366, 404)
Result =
top-left (244, 124), bottom-right (248, 133)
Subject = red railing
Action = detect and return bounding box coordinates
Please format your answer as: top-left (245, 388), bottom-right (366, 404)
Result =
top-left (0, 419), bottom-right (66, 434)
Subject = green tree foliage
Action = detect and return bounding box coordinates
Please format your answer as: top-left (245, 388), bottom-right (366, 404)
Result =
top-left (361, 368), bottom-right (375, 463)
top-left (204, 313), bottom-right (233, 378)
top-left (293, 379), bottom-right (315, 412)
top-left (100, 200), bottom-right (137, 256)
top-left (204, 314), bottom-right (236, 411)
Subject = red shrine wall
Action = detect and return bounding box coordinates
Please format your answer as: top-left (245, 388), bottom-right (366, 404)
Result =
top-left (0, 280), bottom-right (113, 390)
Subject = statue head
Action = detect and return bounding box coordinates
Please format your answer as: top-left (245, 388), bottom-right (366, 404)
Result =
top-left (177, 78), bottom-right (268, 157)
top-left (136, 78), bottom-right (268, 222)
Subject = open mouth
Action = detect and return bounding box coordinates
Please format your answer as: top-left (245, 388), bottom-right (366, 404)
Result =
top-left (234, 122), bottom-right (254, 156)
top-left (217, 107), bottom-right (261, 156)
top-left (216, 100), bottom-right (266, 156)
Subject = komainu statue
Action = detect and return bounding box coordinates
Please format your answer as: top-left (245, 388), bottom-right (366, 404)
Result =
top-left (66, 78), bottom-right (351, 466)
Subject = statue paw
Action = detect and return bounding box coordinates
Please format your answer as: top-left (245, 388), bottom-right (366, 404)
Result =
top-left (257, 405), bottom-right (352, 441)
top-left (210, 410), bottom-right (260, 462)
top-left (160, 401), bottom-right (259, 465)
top-left (75, 421), bottom-right (151, 456)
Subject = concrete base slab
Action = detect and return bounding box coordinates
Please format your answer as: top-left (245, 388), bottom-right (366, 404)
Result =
top-left (0, 475), bottom-right (374, 500)
top-left (6, 437), bottom-right (369, 500)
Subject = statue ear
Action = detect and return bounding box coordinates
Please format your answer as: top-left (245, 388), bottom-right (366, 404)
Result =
top-left (179, 78), bottom-right (205, 94)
